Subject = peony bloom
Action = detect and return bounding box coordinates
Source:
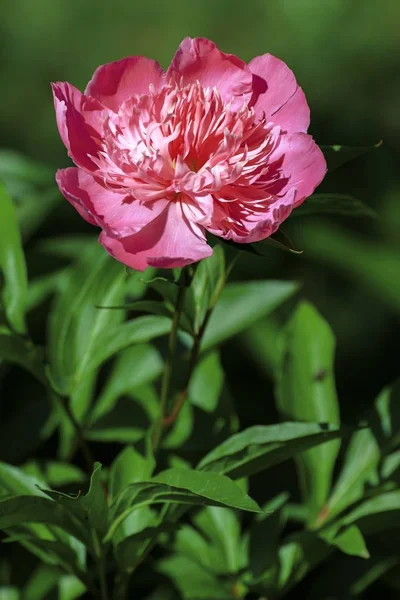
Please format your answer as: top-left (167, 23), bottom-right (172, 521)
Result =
top-left (53, 37), bottom-right (326, 270)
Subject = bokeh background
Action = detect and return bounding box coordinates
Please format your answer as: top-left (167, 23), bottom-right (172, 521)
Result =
top-left (1, 0), bottom-right (400, 597)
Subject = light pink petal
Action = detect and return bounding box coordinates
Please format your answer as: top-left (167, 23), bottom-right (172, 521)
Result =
top-left (51, 82), bottom-right (107, 170)
top-left (56, 167), bottom-right (168, 236)
top-left (85, 57), bottom-right (165, 111)
top-left (167, 37), bottom-right (253, 111)
top-left (249, 54), bottom-right (310, 133)
top-left (274, 132), bottom-right (327, 202)
top-left (100, 202), bottom-right (213, 271)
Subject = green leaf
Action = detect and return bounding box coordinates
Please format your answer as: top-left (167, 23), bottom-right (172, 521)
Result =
top-left (115, 519), bottom-right (171, 570)
top-left (325, 428), bottom-right (379, 522)
top-left (82, 316), bottom-right (171, 375)
top-left (48, 242), bottom-right (127, 393)
top-left (153, 469), bottom-right (261, 513)
top-left (108, 469), bottom-right (261, 540)
top-left (89, 344), bottom-right (163, 424)
top-left (324, 525), bottom-right (370, 559)
top-left (326, 379), bottom-right (400, 522)
top-left (0, 462), bottom-right (47, 497)
top-left (189, 351), bottom-right (224, 413)
top-left (194, 507), bottom-right (242, 574)
top-left (198, 422), bottom-right (342, 478)
top-left (79, 463), bottom-right (108, 538)
top-left (0, 182), bottom-right (27, 334)
top-left (0, 586), bottom-right (20, 600)
top-left (201, 280), bottom-right (299, 350)
top-left (95, 299), bottom-right (171, 319)
top-left (23, 462), bottom-right (85, 488)
top-left (249, 493), bottom-right (288, 580)
top-left (109, 447), bottom-right (156, 544)
top-left (86, 386), bottom-right (159, 444)
top-left (27, 270), bottom-right (67, 312)
top-left (59, 575), bottom-right (86, 600)
top-left (158, 555), bottom-right (235, 600)
top-left (321, 141), bottom-right (382, 172)
top-left (0, 333), bottom-right (47, 385)
top-left (44, 463), bottom-right (108, 539)
top-left (0, 496), bottom-right (87, 544)
top-left (173, 523), bottom-right (227, 576)
top-left (341, 490), bottom-right (400, 534)
top-left (252, 229), bottom-right (303, 254)
top-left (110, 446), bottom-right (155, 502)
top-left (276, 302), bottom-right (340, 522)
top-left (290, 193), bottom-right (378, 220)
top-left (216, 229), bottom-right (302, 257)
top-left (190, 245), bottom-right (226, 333)
top-left (23, 565), bottom-right (60, 600)
top-left (276, 531), bottom-right (333, 593)
top-left (58, 371), bottom-right (97, 460)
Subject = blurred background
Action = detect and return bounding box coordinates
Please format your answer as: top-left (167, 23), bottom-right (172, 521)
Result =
top-left (0, 0), bottom-right (400, 597)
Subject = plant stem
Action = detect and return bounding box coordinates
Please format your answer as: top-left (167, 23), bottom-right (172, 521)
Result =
top-left (98, 560), bottom-right (109, 600)
top-left (56, 393), bottom-right (94, 474)
top-left (152, 279), bottom-right (187, 451)
top-left (116, 255), bottom-right (237, 593)
top-left (163, 256), bottom-right (235, 427)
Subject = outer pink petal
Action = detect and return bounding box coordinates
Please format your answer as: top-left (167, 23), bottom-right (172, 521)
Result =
top-left (249, 54), bottom-right (310, 133)
top-left (85, 57), bottom-right (165, 111)
top-left (167, 37), bottom-right (253, 111)
top-left (207, 134), bottom-right (326, 244)
top-left (56, 167), bottom-right (168, 236)
top-left (99, 202), bottom-right (213, 271)
top-left (274, 132), bottom-right (327, 202)
top-left (52, 82), bottom-right (107, 170)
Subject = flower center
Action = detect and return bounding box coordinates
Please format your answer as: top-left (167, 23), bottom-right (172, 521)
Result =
top-left (96, 81), bottom-right (279, 209)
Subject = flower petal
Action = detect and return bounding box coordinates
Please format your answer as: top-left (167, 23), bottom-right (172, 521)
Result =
top-left (274, 132), bottom-right (327, 202)
top-left (249, 54), bottom-right (310, 133)
top-left (167, 37), bottom-right (253, 111)
top-left (56, 167), bottom-right (168, 236)
top-left (85, 57), bottom-right (165, 111)
top-left (52, 82), bottom-right (107, 170)
top-left (100, 201), bottom-right (213, 271)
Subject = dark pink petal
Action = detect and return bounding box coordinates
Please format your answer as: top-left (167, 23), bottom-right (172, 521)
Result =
top-left (99, 201), bottom-right (213, 271)
top-left (56, 167), bottom-right (168, 236)
top-left (85, 57), bottom-right (165, 111)
top-left (52, 82), bottom-right (107, 170)
top-left (167, 37), bottom-right (253, 111)
top-left (249, 54), bottom-right (310, 133)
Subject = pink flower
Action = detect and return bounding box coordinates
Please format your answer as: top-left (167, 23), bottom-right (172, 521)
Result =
top-left (53, 37), bottom-right (326, 271)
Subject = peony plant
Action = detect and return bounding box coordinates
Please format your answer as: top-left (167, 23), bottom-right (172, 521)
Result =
top-left (0, 36), bottom-right (393, 600)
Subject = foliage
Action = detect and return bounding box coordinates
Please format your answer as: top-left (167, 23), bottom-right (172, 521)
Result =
top-left (0, 139), bottom-right (398, 600)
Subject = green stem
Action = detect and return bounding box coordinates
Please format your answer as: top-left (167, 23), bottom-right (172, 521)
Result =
top-left (163, 255), bottom-right (236, 427)
top-left (152, 279), bottom-right (187, 451)
top-left (98, 560), bottom-right (108, 600)
top-left (115, 255), bottom-right (237, 594)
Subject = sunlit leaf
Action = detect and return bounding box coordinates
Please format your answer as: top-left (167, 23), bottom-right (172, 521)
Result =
top-left (277, 302), bottom-right (341, 523)
top-left (198, 422), bottom-right (342, 479)
top-left (0, 182), bottom-right (27, 334)
top-left (202, 280), bottom-right (299, 350)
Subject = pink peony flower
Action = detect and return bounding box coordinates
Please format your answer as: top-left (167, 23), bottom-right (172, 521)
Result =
top-left (53, 37), bottom-right (326, 270)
